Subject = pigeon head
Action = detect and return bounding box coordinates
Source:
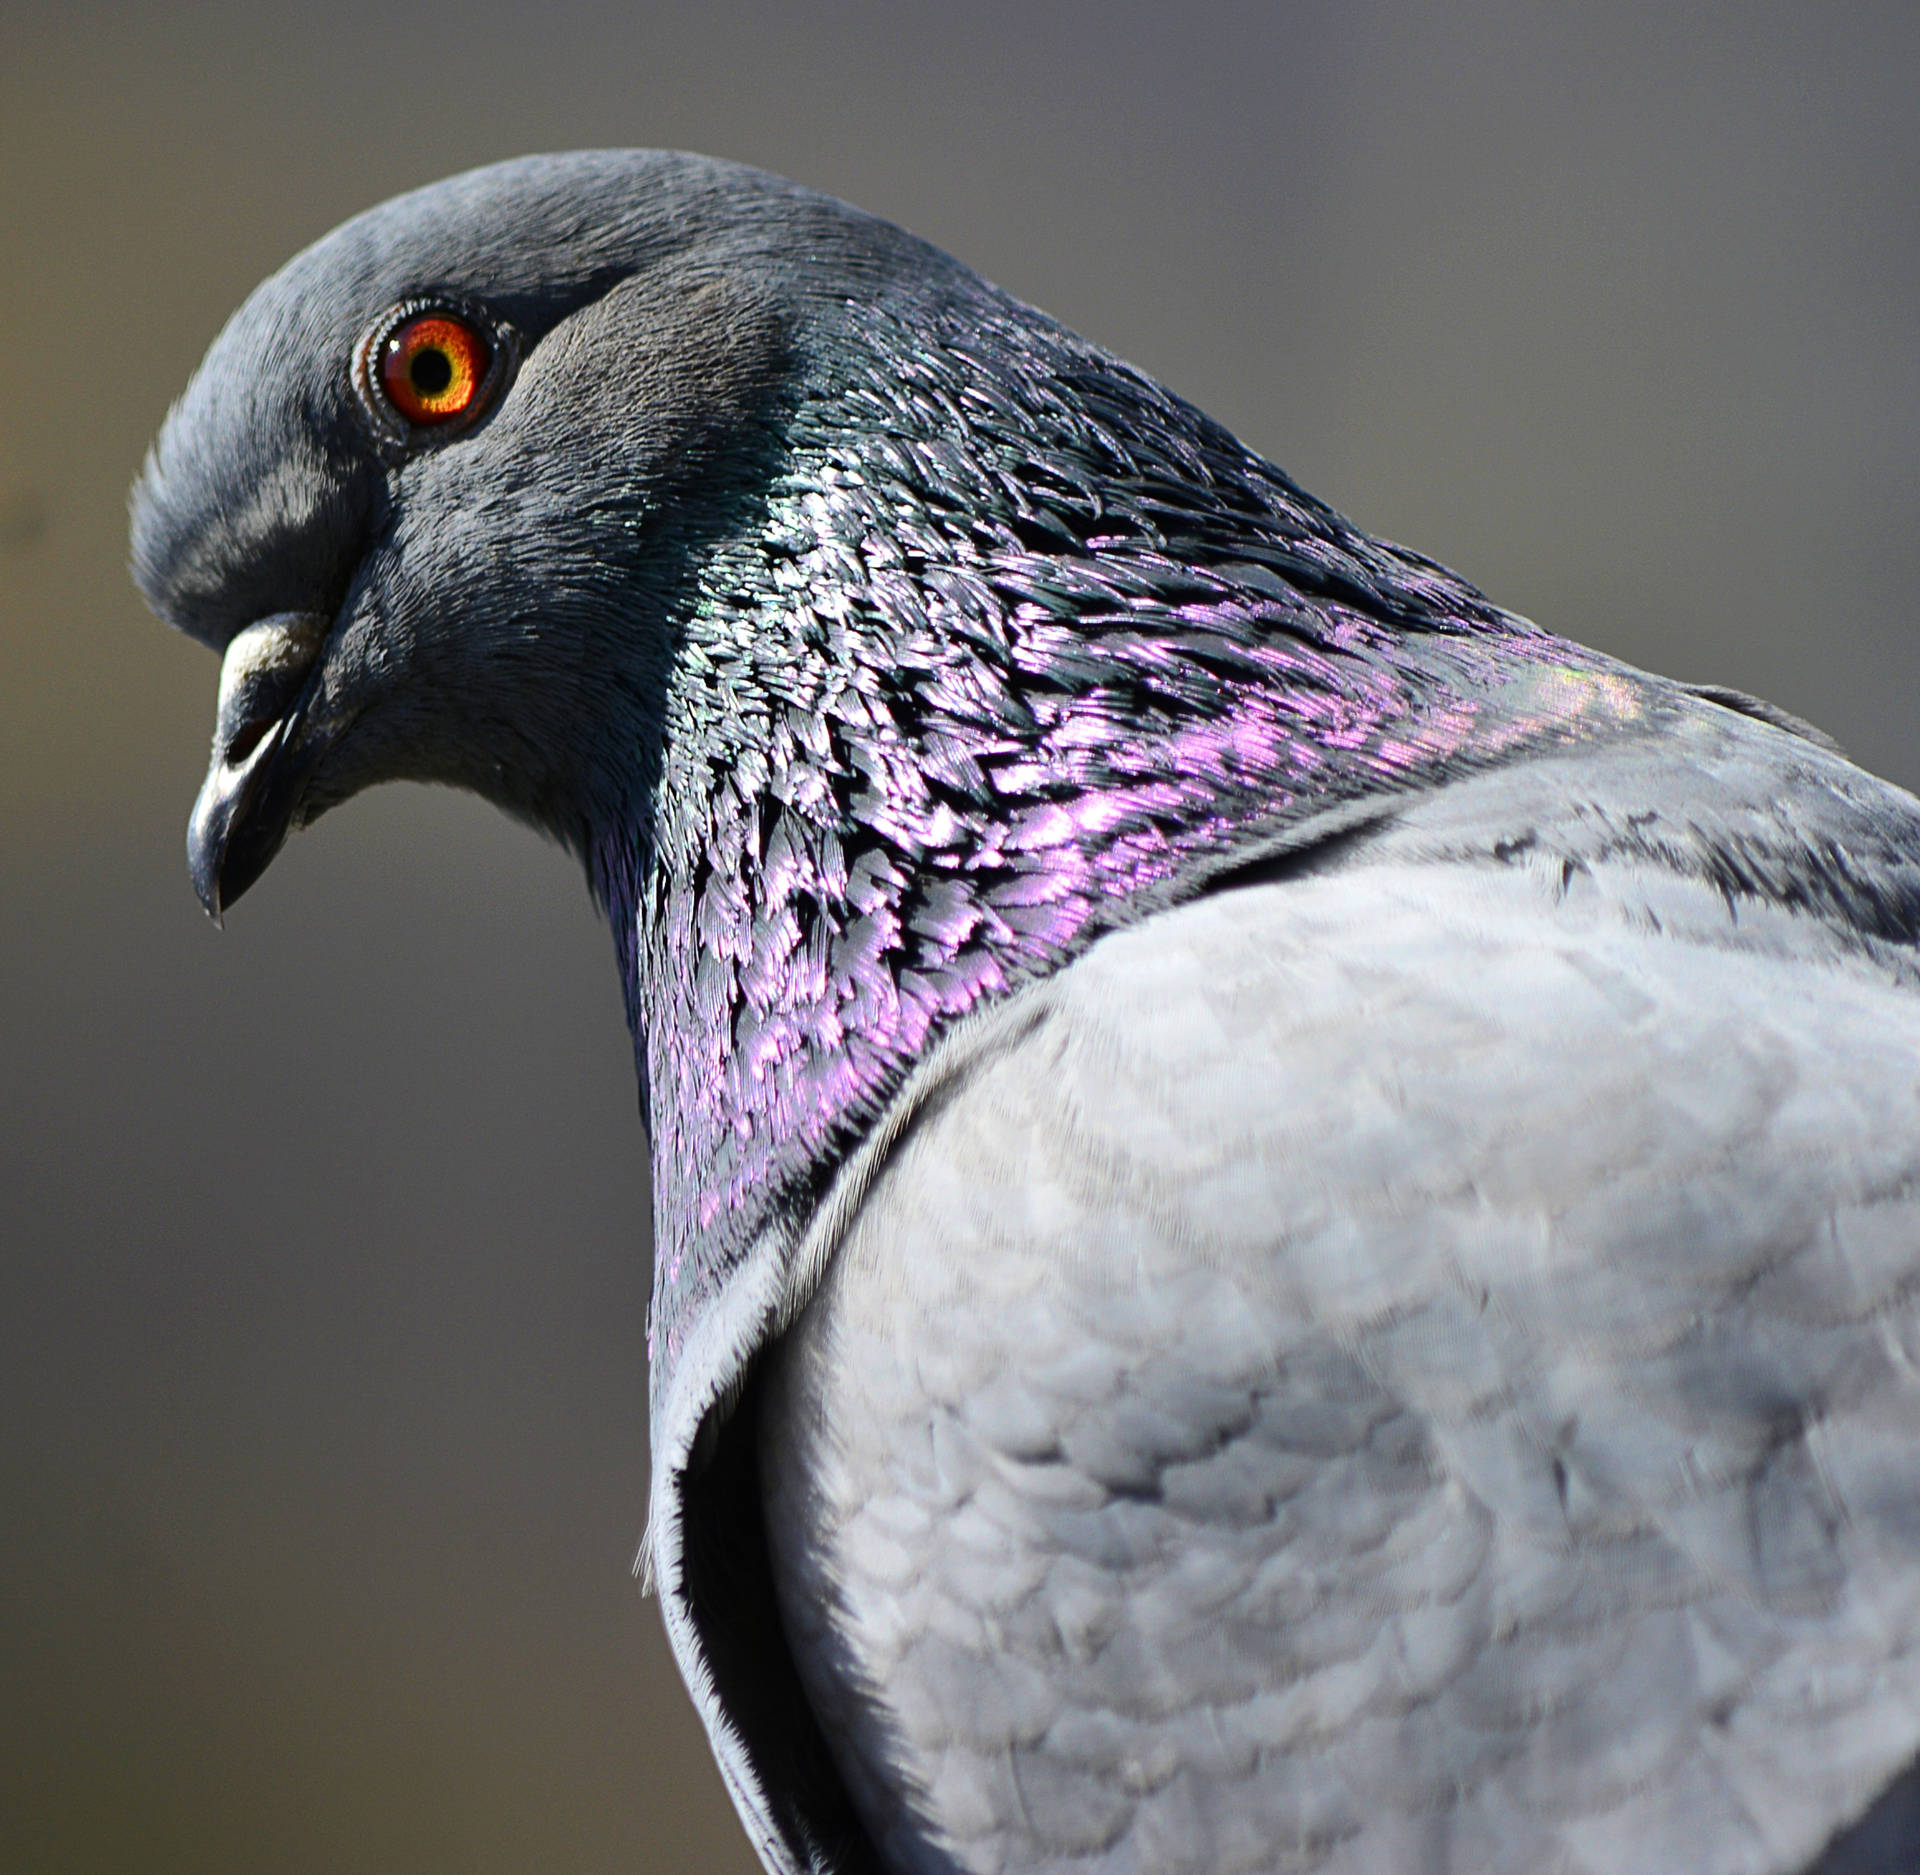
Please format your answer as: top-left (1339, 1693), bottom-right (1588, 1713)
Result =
top-left (131, 151), bottom-right (939, 914)
top-left (135, 150), bottom-right (1647, 1389)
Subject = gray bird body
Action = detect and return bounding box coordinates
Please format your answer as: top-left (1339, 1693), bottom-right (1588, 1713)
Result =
top-left (128, 152), bottom-right (1920, 1874)
top-left (762, 711), bottom-right (1920, 1875)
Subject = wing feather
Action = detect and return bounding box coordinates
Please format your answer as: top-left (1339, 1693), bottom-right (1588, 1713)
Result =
top-left (762, 763), bottom-right (1920, 1875)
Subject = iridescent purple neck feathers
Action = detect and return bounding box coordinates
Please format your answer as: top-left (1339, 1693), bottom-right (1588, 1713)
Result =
top-left (590, 288), bottom-right (1647, 1405)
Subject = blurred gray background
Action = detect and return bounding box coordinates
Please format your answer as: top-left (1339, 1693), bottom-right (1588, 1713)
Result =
top-left (3, 3), bottom-right (1916, 1870)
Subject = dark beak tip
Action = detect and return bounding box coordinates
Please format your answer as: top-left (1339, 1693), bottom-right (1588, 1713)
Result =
top-left (187, 784), bottom-right (230, 925)
top-left (188, 771), bottom-right (284, 925)
top-left (187, 738), bottom-right (279, 926)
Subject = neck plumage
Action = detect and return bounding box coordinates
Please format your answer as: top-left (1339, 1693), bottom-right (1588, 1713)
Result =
top-left (587, 292), bottom-right (1645, 1408)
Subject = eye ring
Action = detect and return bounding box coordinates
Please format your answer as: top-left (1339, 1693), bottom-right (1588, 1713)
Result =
top-left (354, 299), bottom-right (515, 447)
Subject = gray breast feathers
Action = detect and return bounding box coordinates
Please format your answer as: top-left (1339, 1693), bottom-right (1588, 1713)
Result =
top-left (759, 739), bottom-right (1920, 1875)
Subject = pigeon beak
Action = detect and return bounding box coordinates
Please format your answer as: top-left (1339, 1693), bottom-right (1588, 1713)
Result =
top-left (187, 611), bottom-right (333, 922)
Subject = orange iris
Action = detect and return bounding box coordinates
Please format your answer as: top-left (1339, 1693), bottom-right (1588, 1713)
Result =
top-left (378, 313), bottom-right (491, 426)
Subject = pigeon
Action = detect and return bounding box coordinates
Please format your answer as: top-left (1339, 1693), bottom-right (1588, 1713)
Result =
top-left (131, 152), bottom-right (1920, 1875)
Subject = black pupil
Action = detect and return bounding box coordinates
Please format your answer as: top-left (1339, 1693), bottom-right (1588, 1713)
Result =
top-left (409, 345), bottom-right (455, 396)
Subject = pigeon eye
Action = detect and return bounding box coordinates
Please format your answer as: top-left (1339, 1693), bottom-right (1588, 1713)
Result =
top-left (376, 311), bottom-right (493, 427)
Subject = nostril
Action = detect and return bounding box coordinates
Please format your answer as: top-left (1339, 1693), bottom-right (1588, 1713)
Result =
top-left (219, 708), bottom-right (280, 769)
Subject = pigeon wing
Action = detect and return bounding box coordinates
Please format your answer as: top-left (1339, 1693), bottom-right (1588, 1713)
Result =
top-left (759, 718), bottom-right (1920, 1875)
